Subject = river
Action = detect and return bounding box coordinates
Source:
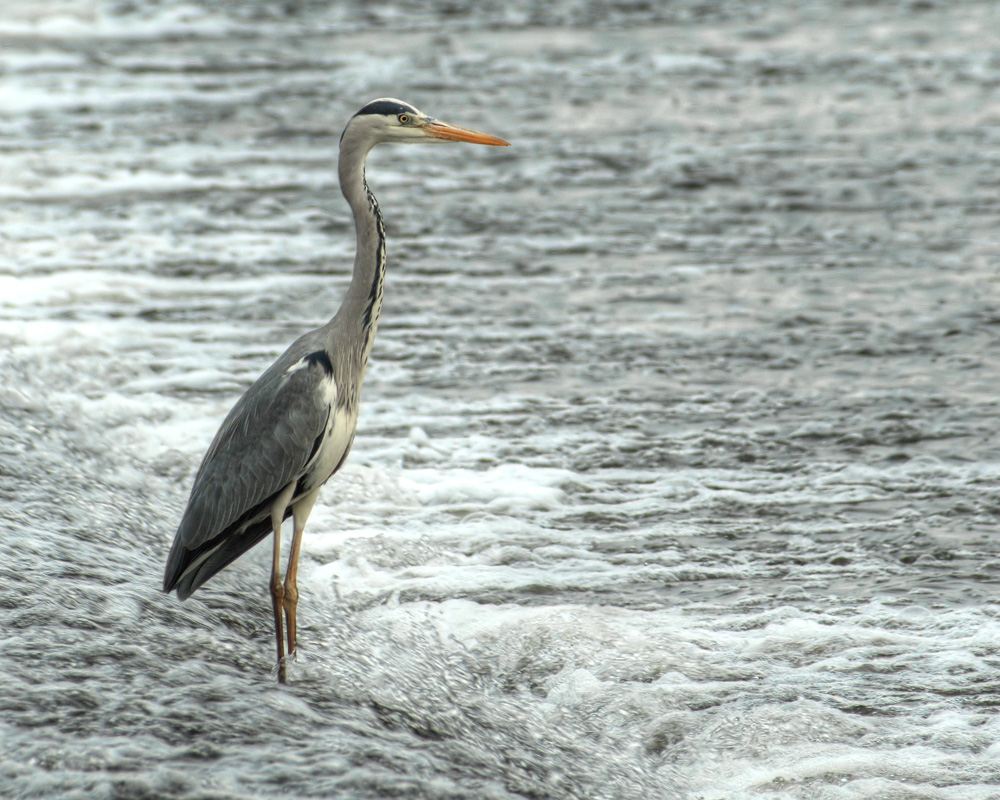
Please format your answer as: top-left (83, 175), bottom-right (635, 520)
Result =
top-left (2, 1), bottom-right (1000, 798)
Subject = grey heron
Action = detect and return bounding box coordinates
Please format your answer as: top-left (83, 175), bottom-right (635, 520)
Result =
top-left (163, 99), bottom-right (509, 681)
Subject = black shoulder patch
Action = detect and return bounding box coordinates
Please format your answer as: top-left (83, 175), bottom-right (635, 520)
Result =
top-left (305, 350), bottom-right (334, 376)
top-left (354, 99), bottom-right (416, 118)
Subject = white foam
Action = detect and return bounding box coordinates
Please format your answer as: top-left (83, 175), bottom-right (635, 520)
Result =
top-left (400, 463), bottom-right (572, 512)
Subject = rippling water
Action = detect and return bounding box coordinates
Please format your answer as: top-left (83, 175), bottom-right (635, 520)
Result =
top-left (3, 1), bottom-right (1000, 798)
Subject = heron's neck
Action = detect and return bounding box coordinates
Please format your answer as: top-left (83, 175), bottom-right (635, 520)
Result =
top-left (337, 144), bottom-right (386, 369)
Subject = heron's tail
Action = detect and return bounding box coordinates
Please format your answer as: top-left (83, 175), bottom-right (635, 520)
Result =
top-left (163, 515), bottom-right (283, 600)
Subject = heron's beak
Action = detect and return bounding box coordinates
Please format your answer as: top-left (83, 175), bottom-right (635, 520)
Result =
top-left (423, 120), bottom-right (510, 146)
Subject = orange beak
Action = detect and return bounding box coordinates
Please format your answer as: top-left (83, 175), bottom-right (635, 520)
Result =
top-left (423, 120), bottom-right (510, 146)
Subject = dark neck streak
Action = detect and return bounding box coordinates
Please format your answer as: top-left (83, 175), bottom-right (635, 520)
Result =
top-left (359, 176), bottom-right (387, 362)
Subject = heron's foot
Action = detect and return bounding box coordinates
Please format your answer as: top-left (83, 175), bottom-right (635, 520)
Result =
top-left (274, 648), bottom-right (300, 683)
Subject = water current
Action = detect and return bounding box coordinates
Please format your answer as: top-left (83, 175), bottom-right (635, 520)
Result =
top-left (2, 1), bottom-right (1000, 798)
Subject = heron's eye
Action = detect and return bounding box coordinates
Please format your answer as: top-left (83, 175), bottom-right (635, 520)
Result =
top-left (397, 113), bottom-right (411, 124)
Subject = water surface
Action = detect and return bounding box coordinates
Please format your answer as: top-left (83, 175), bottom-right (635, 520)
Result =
top-left (2, 1), bottom-right (1000, 798)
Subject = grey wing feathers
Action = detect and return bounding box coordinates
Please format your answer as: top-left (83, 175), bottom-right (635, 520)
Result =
top-left (183, 370), bottom-right (324, 546)
top-left (163, 336), bottom-right (334, 593)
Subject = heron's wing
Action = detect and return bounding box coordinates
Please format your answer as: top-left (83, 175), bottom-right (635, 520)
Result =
top-left (163, 344), bottom-right (336, 592)
top-left (187, 351), bottom-right (334, 548)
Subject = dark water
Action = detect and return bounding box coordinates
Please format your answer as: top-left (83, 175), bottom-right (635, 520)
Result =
top-left (2, 1), bottom-right (1000, 798)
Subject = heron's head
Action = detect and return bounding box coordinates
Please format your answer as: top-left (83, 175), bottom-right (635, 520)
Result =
top-left (341, 98), bottom-right (509, 151)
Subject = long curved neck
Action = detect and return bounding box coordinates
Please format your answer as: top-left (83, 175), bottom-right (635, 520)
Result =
top-left (336, 136), bottom-right (386, 369)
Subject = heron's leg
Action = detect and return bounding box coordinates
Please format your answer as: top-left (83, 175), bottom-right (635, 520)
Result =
top-left (283, 524), bottom-right (305, 656)
top-left (270, 519), bottom-right (285, 680)
top-left (284, 487), bottom-right (320, 656)
top-left (270, 483), bottom-right (295, 682)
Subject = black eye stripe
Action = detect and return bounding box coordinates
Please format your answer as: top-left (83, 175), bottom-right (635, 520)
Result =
top-left (354, 100), bottom-right (417, 118)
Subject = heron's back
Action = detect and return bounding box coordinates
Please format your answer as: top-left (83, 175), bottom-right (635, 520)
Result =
top-left (163, 326), bottom-right (347, 598)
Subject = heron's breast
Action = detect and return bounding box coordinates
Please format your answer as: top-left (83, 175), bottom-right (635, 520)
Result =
top-left (304, 404), bottom-right (356, 489)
